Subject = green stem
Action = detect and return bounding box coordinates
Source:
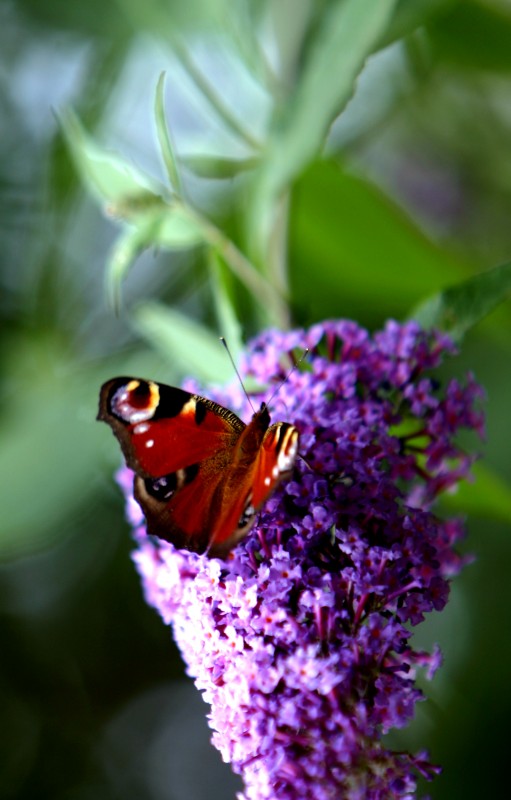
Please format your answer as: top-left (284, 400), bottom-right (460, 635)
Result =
top-left (185, 205), bottom-right (289, 328)
top-left (265, 189), bottom-right (291, 318)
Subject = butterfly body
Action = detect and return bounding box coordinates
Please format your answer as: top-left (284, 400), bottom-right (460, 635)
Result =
top-left (98, 377), bottom-right (299, 557)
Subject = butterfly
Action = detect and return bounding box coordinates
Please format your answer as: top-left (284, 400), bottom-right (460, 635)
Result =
top-left (98, 377), bottom-right (299, 557)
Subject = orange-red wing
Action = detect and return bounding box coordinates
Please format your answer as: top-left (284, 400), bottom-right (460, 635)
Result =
top-left (251, 422), bottom-right (300, 508)
top-left (156, 471), bottom-right (252, 556)
top-left (98, 377), bottom-right (244, 477)
top-left (206, 421), bottom-right (300, 556)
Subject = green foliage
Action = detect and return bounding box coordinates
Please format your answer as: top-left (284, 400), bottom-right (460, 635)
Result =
top-left (6, 0), bottom-right (511, 586)
top-left (247, 0), bottom-right (398, 262)
top-left (60, 110), bottom-right (165, 204)
top-left (154, 71), bottom-right (184, 194)
top-left (427, 0), bottom-right (511, 73)
top-left (2, 1), bottom-right (511, 799)
top-left (289, 161), bottom-right (467, 321)
top-left (0, 334), bottom-right (102, 557)
top-left (133, 301), bottom-right (234, 384)
top-left (413, 261), bottom-right (511, 341)
top-left (441, 462), bottom-right (511, 524)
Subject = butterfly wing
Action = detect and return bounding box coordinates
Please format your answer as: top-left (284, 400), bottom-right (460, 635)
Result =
top-left (133, 468), bottom-right (226, 554)
top-left (98, 377), bottom-right (246, 553)
top-left (251, 422), bottom-right (300, 508)
top-left (204, 417), bottom-right (300, 557)
top-left (98, 377), bottom-right (244, 476)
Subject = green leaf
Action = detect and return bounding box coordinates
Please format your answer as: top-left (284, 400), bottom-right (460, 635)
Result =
top-left (154, 71), bottom-right (183, 194)
top-left (223, 0), bottom-right (278, 95)
top-left (273, 0), bottom-right (397, 186)
top-left (0, 336), bottom-right (106, 558)
top-left (133, 301), bottom-right (233, 385)
top-left (60, 110), bottom-right (164, 206)
top-left (289, 160), bottom-right (467, 323)
top-left (155, 205), bottom-right (206, 249)
top-left (249, 0), bottom-right (397, 258)
top-left (106, 223), bottom-right (151, 311)
top-left (209, 250), bottom-right (244, 363)
top-left (427, 0), bottom-right (511, 74)
top-left (412, 262), bottom-right (511, 341)
top-left (106, 206), bottom-right (205, 310)
top-left (440, 462), bottom-right (511, 525)
top-left (381, 0), bottom-right (460, 48)
top-left (182, 154), bottom-right (259, 179)
top-left (170, 36), bottom-right (262, 151)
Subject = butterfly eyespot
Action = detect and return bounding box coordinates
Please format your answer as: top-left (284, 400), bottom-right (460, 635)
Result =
top-left (145, 464), bottom-right (200, 501)
top-left (111, 380), bottom-right (160, 424)
top-left (145, 473), bottom-right (178, 501)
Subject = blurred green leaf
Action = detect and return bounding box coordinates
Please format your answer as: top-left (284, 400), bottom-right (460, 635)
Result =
top-left (223, 0), bottom-right (278, 95)
top-left (61, 110), bottom-right (276, 321)
top-left (441, 462), bottom-right (511, 524)
top-left (115, 0), bottom-right (236, 44)
top-left (153, 205), bottom-right (206, 248)
top-left (133, 301), bottom-right (233, 384)
top-left (289, 161), bottom-right (467, 323)
top-left (273, 0), bottom-right (397, 183)
top-left (209, 250), bottom-right (244, 363)
top-left (154, 71), bottom-right (183, 194)
top-left (18, 0), bottom-right (132, 38)
top-left (0, 336), bottom-right (105, 558)
top-left (182, 154), bottom-right (259, 179)
top-left (382, 0), bottom-right (460, 47)
top-left (106, 205), bottom-right (205, 309)
top-left (170, 36), bottom-right (262, 151)
top-left (249, 0), bottom-right (397, 260)
top-left (60, 110), bottom-right (164, 206)
top-left (106, 217), bottom-right (159, 310)
top-left (427, 0), bottom-right (511, 73)
top-left (412, 262), bottom-right (511, 340)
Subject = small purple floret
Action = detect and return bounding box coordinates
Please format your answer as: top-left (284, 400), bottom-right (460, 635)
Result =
top-left (119, 320), bottom-right (483, 799)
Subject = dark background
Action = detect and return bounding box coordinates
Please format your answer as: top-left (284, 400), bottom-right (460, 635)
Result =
top-left (1, 2), bottom-right (511, 798)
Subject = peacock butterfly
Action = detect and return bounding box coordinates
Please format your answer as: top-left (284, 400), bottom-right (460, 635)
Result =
top-left (98, 377), bottom-right (299, 557)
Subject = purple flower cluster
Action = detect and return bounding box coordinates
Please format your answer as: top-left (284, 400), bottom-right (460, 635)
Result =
top-left (119, 320), bottom-right (484, 800)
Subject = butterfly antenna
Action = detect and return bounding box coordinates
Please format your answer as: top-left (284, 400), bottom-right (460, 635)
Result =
top-left (266, 348), bottom-right (310, 407)
top-left (220, 337), bottom-right (255, 413)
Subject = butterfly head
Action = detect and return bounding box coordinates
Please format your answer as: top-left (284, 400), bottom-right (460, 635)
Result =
top-left (252, 401), bottom-right (271, 427)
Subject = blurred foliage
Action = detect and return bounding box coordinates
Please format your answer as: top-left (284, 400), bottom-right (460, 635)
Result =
top-left (1, 0), bottom-right (511, 798)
